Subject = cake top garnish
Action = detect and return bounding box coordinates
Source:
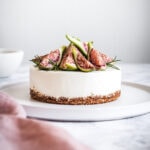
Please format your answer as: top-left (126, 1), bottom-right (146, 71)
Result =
top-left (31, 35), bottom-right (120, 72)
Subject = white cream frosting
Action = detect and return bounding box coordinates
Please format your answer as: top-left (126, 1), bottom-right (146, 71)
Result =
top-left (30, 66), bottom-right (121, 98)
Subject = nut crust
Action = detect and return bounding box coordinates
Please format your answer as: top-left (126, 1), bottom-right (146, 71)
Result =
top-left (30, 89), bottom-right (121, 105)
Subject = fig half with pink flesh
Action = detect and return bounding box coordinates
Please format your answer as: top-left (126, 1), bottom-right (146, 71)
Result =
top-left (32, 46), bottom-right (65, 70)
top-left (101, 53), bottom-right (113, 64)
top-left (59, 45), bottom-right (77, 71)
top-left (89, 49), bottom-right (106, 70)
top-left (72, 47), bottom-right (95, 72)
top-left (39, 54), bottom-right (55, 70)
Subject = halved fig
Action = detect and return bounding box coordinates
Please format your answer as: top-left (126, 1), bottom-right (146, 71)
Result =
top-left (36, 46), bottom-right (66, 70)
top-left (72, 47), bottom-right (95, 72)
top-left (31, 54), bottom-right (53, 70)
top-left (48, 46), bottom-right (66, 65)
top-left (59, 45), bottom-right (77, 71)
top-left (89, 49), bottom-right (106, 70)
top-left (39, 54), bottom-right (55, 70)
top-left (100, 53), bottom-right (113, 63)
top-left (66, 34), bottom-right (88, 57)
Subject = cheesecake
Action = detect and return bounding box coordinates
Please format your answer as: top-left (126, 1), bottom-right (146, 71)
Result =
top-left (30, 35), bottom-right (121, 105)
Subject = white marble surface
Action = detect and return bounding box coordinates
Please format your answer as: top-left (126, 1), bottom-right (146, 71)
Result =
top-left (0, 63), bottom-right (150, 150)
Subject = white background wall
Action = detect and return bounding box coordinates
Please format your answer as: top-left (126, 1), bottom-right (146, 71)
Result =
top-left (0, 0), bottom-right (149, 63)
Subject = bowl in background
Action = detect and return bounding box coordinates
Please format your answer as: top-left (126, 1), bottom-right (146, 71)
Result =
top-left (0, 49), bottom-right (24, 77)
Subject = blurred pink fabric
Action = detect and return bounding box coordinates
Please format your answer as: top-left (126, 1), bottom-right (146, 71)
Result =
top-left (0, 92), bottom-right (90, 150)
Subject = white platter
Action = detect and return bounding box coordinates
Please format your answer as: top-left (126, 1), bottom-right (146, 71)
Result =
top-left (1, 82), bottom-right (150, 121)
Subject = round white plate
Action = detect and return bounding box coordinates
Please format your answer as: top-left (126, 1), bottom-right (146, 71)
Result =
top-left (1, 82), bottom-right (150, 121)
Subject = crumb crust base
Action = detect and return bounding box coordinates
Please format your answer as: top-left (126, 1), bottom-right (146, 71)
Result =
top-left (30, 89), bottom-right (121, 105)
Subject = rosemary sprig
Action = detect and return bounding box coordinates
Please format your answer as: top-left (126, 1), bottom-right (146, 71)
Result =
top-left (106, 56), bottom-right (121, 70)
top-left (110, 56), bottom-right (121, 63)
top-left (48, 59), bottom-right (60, 71)
top-left (30, 55), bottom-right (42, 65)
top-left (107, 63), bottom-right (120, 70)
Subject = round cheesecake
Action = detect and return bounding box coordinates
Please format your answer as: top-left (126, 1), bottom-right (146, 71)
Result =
top-left (30, 66), bottom-right (121, 105)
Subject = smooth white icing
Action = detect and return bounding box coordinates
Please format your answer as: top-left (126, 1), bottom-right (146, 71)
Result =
top-left (30, 66), bottom-right (121, 98)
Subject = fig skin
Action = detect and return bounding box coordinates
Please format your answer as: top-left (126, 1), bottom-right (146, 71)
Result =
top-left (66, 34), bottom-right (88, 57)
top-left (87, 41), bottom-right (94, 60)
top-left (65, 63), bottom-right (78, 71)
top-left (56, 46), bottom-right (66, 65)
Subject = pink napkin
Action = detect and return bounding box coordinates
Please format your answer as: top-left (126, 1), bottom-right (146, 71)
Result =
top-left (0, 92), bottom-right (90, 150)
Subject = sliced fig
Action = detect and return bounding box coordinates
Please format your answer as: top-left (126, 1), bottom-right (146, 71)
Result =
top-left (38, 46), bottom-right (66, 70)
top-left (48, 49), bottom-right (60, 64)
top-left (89, 49), bottom-right (106, 70)
top-left (31, 54), bottom-right (54, 70)
top-left (100, 53), bottom-right (113, 63)
top-left (39, 54), bottom-right (55, 70)
top-left (72, 47), bottom-right (95, 72)
top-left (47, 46), bottom-right (66, 65)
top-left (66, 34), bottom-right (87, 57)
top-left (59, 45), bottom-right (77, 71)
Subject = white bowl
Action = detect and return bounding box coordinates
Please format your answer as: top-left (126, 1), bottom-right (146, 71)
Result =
top-left (0, 49), bottom-right (24, 77)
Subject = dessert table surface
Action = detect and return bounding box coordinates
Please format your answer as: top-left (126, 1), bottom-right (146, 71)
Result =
top-left (0, 63), bottom-right (150, 150)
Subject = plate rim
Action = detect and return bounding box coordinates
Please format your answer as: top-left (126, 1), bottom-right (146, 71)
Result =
top-left (1, 81), bottom-right (150, 108)
top-left (0, 81), bottom-right (150, 121)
